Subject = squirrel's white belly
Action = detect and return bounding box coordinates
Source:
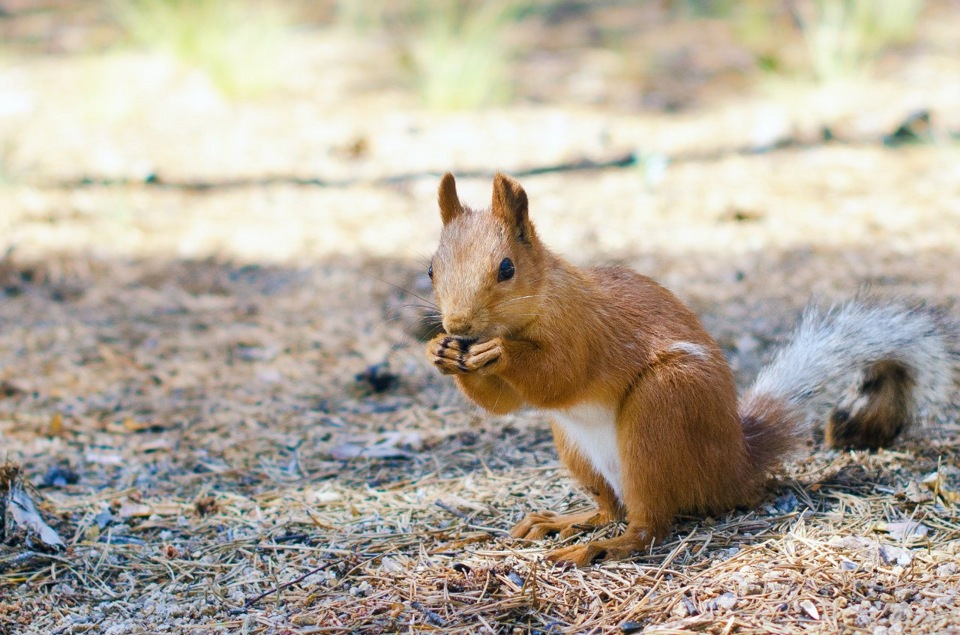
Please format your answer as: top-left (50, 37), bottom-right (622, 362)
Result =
top-left (551, 403), bottom-right (623, 502)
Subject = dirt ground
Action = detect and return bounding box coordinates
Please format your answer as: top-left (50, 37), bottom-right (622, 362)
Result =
top-left (2, 2), bottom-right (960, 634)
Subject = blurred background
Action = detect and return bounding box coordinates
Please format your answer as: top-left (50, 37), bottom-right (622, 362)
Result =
top-left (1, 0), bottom-right (958, 265)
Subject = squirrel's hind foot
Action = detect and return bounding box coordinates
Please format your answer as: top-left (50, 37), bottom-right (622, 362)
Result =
top-left (513, 514), bottom-right (659, 567)
top-left (510, 509), bottom-right (612, 541)
top-left (545, 526), bottom-right (657, 567)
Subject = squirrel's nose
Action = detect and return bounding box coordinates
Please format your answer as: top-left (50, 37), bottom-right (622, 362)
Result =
top-left (442, 313), bottom-right (474, 336)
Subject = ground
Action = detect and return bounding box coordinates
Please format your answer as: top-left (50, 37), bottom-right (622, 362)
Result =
top-left (2, 2), bottom-right (960, 634)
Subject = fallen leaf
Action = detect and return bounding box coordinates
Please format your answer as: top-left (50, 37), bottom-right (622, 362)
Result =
top-left (921, 471), bottom-right (960, 504)
top-left (6, 479), bottom-right (65, 550)
top-left (328, 431), bottom-right (422, 460)
top-left (903, 481), bottom-right (933, 503)
top-left (881, 521), bottom-right (929, 542)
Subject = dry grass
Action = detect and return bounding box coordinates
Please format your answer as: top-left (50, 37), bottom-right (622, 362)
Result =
top-left (111, 0), bottom-right (294, 98)
top-left (399, 0), bottom-right (530, 110)
top-left (1, 244), bottom-right (959, 634)
top-left (791, 0), bottom-right (926, 81)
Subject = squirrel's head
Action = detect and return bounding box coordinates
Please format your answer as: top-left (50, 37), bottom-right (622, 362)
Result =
top-left (430, 172), bottom-right (545, 339)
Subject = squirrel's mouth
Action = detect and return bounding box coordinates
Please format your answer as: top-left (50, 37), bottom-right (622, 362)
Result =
top-left (445, 334), bottom-right (477, 347)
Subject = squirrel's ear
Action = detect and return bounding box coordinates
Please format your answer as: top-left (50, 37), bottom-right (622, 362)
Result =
top-left (491, 172), bottom-right (532, 243)
top-left (438, 172), bottom-right (465, 226)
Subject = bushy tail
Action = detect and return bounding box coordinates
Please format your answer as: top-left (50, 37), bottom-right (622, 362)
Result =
top-left (739, 298), bottom-right (958, 469)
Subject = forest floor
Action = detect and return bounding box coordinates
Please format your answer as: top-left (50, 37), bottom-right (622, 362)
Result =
top-left (2, 2), bottom-right (960, 634)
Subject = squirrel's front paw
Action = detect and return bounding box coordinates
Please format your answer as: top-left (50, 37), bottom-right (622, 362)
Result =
top-left (463, 338), bottom-right (503, 372)
top-left (427, 335), bottom-right (503, 375)
top-left (427, 335), bottom-right (471, 375)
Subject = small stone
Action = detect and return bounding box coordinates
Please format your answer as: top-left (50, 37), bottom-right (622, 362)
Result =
top-left (620, 621), bottom-right (643, 634)
top-left (800, 599), bottom-right (820, 620)
top-left (42, 464), bottom-right (80, 488)
top-left (355, 362), bottom-right (399, 394)
top-left (879, 545), bottom-right (913, 567)
top-left (672, 597), bottom-right (697, 618)
top-left (936, 562), bottom-right (958, 576)
top-left (715, 592), bottom-right (737, 610)
top-left (773, 491), bottom-right (799, 514)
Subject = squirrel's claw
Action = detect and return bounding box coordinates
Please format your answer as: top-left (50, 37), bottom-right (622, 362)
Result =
top-left (426, 335), bottom-right (467, 374)
top-left (510, 509), bottom-right (610, 541)
top-left (546, 543), bottom-right (611, 567)
top-left (426, 335), bottom-right (503, 375)
top-left (510, 511), bottom-right (560, 540)
top-left (462, 338), bottom-right (503, 372)
top-left (546, 530), bottom-right (652, 567)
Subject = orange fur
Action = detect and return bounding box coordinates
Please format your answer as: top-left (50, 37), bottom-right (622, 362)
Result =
top-left (426, 172), bottom-right (794, 566)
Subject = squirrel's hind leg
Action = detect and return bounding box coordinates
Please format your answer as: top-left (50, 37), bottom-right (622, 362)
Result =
top-left (545, 353), bottom-right (748, 567)
top-left (510, 420), bottom-right (625, 541)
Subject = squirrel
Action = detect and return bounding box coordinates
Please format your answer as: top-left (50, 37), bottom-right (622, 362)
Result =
top-left (425, 171), bottom-right (958, 567)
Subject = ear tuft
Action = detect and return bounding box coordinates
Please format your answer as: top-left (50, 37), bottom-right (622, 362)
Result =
top-left (438, 172), bottom-right (464, 225)
top-left (491, 172), bottom-right (531, 242)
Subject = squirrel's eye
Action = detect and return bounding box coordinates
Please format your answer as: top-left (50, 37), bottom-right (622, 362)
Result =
top-left (427, 264), bottom-right (433, 280)
top-left (498, 258), bottom-right (515, 282)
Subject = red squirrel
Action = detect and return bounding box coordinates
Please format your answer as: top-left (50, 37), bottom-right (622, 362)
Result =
top-left (425, 172), bottom-right (957, 567)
